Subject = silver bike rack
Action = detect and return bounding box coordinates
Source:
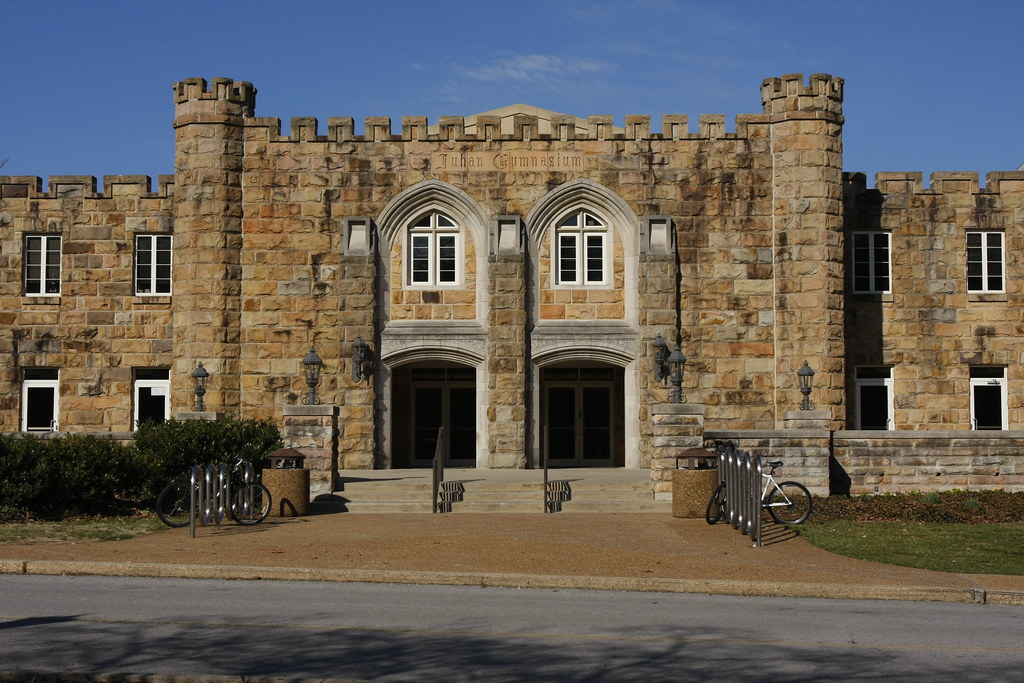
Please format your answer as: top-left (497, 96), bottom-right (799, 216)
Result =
top-left (715, 442), bottom-right (763, 548)
top-left (187, 460), bottom-right (255, 538)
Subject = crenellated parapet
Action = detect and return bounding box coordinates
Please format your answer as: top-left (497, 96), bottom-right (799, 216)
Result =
top-left (243, 112), bottom-right (774, 143)
top-left (846, 170), bottom-right (1024, 200)
top-left (761, 73), bottom-right (844, 120)
top-left (0, 175), bottom-right (174, 199)
top-left (173, 77), bottom-right (256, 118)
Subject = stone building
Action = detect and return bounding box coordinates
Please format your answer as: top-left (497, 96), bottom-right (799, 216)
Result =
top-left (1, 73), bottom-right (1021, 495)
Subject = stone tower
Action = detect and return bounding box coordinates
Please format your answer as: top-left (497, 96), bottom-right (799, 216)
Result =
top-left (171, 78), bottom-right (254, 414)
top-left (761, 73), bottom-right (846, 427)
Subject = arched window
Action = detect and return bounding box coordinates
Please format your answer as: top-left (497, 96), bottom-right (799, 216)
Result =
top-left (556, 210), bottom-right (608, 286)
top-left (408, 212), bottom-right (460, 286)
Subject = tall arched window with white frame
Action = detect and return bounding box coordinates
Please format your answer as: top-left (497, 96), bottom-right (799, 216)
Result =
top-left (555, 210), bottom-right (608, 286)
top-left (408, 212), bottom-right (460, 287)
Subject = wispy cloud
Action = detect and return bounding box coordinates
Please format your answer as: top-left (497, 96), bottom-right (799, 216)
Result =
top-left (456, 54), bottom-right (607, 84)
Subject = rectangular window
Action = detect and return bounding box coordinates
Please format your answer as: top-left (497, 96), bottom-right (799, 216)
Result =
top-left (22, 368), bottom-right (59, 432)
top-left (557, 232), bottom-right (606, 285)
top-left (852, 232), bottom-right (890, 293)
top-left (134, 368), bottom-right (170, 428)
top-left (970, 367), bottom-right (1007, 430)
top-left (854, 367), bottom-right (893, 430)
top-left (24, 235), bottom-right (62, 296)
top-left (408, 232), bottom-right (460, 286)
top-left (967, 232), bottom-right (1004, 293)
top-left (135, 234), bottom-right (172, 295)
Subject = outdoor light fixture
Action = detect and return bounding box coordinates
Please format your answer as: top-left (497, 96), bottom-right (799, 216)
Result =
top-left (302, 347), bottom-right (323, 405)
top-left (191, 362), bottom-right (209, 412)
top-left (798, 360), bottom-right (815, 411)
top-left (351, 335), bottom-right (373, 382)
top-left (652, 333), bottom-right (670, 383)
top-left (667, 344), bottom-right (687, 404)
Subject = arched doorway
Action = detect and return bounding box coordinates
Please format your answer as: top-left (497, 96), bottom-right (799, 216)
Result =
top-left (390, 361), bottom-right (478, 468)
top-left (540, 362), bottom-right (625, 467)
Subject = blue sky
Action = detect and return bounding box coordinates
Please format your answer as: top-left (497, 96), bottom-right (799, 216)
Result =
top-left (1, 0), bottom-right (1021, 187)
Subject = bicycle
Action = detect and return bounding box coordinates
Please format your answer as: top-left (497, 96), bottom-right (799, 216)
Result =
top-left (705, 460), bottom-right (813, 525)
top-left (156, 458), bottom-right (272, 528)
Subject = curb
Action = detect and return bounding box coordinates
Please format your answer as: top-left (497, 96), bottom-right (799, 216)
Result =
top-left (4, 559), bottom-right (1022, 605)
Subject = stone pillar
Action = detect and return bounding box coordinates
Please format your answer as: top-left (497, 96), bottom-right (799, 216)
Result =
top-left (339, 219), bottom-right (377, 469)
top-left (486, 217), bottom-right (527, 468)
top-left (651, 403), bottom-right (706, 499)
top-left (171, 78), bottom-right (253, 416)
top-left (637, 217), bottom-right (679, 467)
top-left (762, 74), bottom-right (846, 429)
top-left (282, 404), bottom-right (339, 495)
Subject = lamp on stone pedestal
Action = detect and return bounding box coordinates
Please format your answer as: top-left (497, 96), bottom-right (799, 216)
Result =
top-left (191, 362), bottom-right (209, 412)
top-left (351, 335), bottom-right (373, 382)
top-left (798, 360), bottom-right (815, 411)
top-left (302, 347), bottom-right (323, 405)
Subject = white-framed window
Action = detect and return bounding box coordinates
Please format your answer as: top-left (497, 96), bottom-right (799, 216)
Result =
top-left (135, 234), bottom-right (172, 295)
top-left (22, 368), bottom-right (59, 432)
top-left (852, 231), bottom-right (891, 293)
top-left (966, 231), bottom-right (1004, 293)
top-left (134, 368), bottom-right (170, 428)
top-left (407, 212), bottom-right (460, 287)
top-left (24, 235), bottom-right (62, 296)
top-left (854, 366), bottom-right (893, 430)
top-left (970, 367), bottom-right (1007, 430)
top-left (556, 210), bottom-right (608, 286)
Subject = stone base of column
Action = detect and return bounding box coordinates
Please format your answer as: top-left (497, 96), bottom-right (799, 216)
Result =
top-left (783, 410), bottom-right (831, 430)
top-left (282, 405), bottom-right (339, 496)
top-left (173, 412), bottom-right (224, 421)
top-left (651, 403), bottom-right (706, 500)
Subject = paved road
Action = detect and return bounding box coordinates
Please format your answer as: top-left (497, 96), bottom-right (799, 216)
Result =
top-left (2, 575), bottom-right (1022, 681)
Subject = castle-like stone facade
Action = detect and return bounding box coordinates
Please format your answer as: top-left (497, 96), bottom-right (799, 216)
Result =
top-left (2, 74), bottom-right (1021, 494)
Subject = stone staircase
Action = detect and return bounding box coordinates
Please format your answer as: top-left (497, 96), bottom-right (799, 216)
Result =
top-left (332, 468), bottom-right (670, 514)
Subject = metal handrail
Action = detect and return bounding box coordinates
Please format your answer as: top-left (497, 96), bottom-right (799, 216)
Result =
top-left (431, 426), bottom-right (447, 513)
top-left (715, 441), bottom-right (763, 547)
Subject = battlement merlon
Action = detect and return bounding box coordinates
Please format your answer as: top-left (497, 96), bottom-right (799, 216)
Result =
top-left (761, 73), bottom-right (844, 120)
top-left (844, 170), bottom-right (1024, 197)
top-left (173, 77), bottom-right (256, 122)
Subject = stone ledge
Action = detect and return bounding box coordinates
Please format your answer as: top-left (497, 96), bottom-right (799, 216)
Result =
top-left (283, 405), bottom-right (339, 417)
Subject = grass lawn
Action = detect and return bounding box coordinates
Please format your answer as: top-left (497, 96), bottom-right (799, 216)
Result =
top-left (797, 520), bottom-right (1024, 575)
top-left (0, 517), bottom-right (165, 545)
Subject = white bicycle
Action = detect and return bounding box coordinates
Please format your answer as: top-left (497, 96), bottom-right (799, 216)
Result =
top-left (706, 460), bottom-right (813, 525)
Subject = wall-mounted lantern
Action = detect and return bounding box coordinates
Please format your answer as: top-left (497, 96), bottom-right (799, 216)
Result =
top-left (351, 335), bottom-right (373, 382)
top-left (191, 362), bottom-right (209, 412)
top-left (667, 344), bottom-right (687, 404)
top-left (798, 361), bottom-right (815, 411)
top-left (651, 333), bottom-right (670, 383)
top-left (302, 347), bottom-right (323, 405)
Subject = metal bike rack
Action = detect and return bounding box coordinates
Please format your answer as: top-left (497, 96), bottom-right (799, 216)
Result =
top-left (187, 460), bottom-right (256, 538)
top-left (715, 442), bottom-right (763, 548)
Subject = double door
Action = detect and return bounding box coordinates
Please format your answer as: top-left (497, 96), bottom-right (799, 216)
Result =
top-left (413, 385), bottom-right (476, 466)
top-left (545, 384), bottom-right (613, 465)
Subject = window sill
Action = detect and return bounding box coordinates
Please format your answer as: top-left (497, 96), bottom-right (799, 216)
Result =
top-left (967, 293), bottom-right (1007, 303)
top-left (21, 296), bottom-right (60, 305)
top-left (133, 295), bottom-right (172, 305)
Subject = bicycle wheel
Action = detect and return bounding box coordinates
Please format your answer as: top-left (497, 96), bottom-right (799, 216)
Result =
top-left (231, 483), bottom-right (272, 525)
top-left (156, 480), bottom-right (194, 528)
top-left (705, 482), bottom-right (726, 525)
top-left (765, 481), bottom-right (812, 524)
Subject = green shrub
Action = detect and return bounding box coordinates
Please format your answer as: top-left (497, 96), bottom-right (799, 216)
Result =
top-left (920, 492), bottom-right (941, 504)
top-left (0, 433), bottom-right (144, 519)
top-left (135, 417), bottom-right (282, 494)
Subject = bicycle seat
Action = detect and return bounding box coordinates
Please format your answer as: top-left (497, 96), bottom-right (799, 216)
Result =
top-left (765, 460), bottom-right (784, 468)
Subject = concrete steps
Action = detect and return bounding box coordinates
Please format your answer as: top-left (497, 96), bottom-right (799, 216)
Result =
top-left (333, 470), bottom-right (671, 514)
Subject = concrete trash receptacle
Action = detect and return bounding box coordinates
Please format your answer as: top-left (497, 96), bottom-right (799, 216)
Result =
top-left (672, 448), bottom-right (719, 518)
top-left (263, 448), bottom-right (310, 517)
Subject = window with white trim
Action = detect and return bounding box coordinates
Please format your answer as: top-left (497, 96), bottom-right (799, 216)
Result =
top-left (22, 368), bottom-right (59, 432)
top-left (852, 231), bottom-right (891, 293)
top-left (970, 367), bottom-right (1007, 430)
top-left (24, 235), bottom-right (61, 296)
top-left (854, 366), bottom-right (893, 430)
top-left (966, 231), bottom-right (1004, 293)
top-left (556, 210), bottom-right (608, 286)
top-left (408, 212), bottom-right (460, 286)
top-left (135, 234), bottom-right (172, 295)
top-left (134, 368), bottom-right (170, 428)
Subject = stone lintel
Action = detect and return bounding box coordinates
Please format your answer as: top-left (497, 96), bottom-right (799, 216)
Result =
top-left (174, 411), bottom-right (225, 421)
top-left (652, 403), bottom-right (706, 417)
